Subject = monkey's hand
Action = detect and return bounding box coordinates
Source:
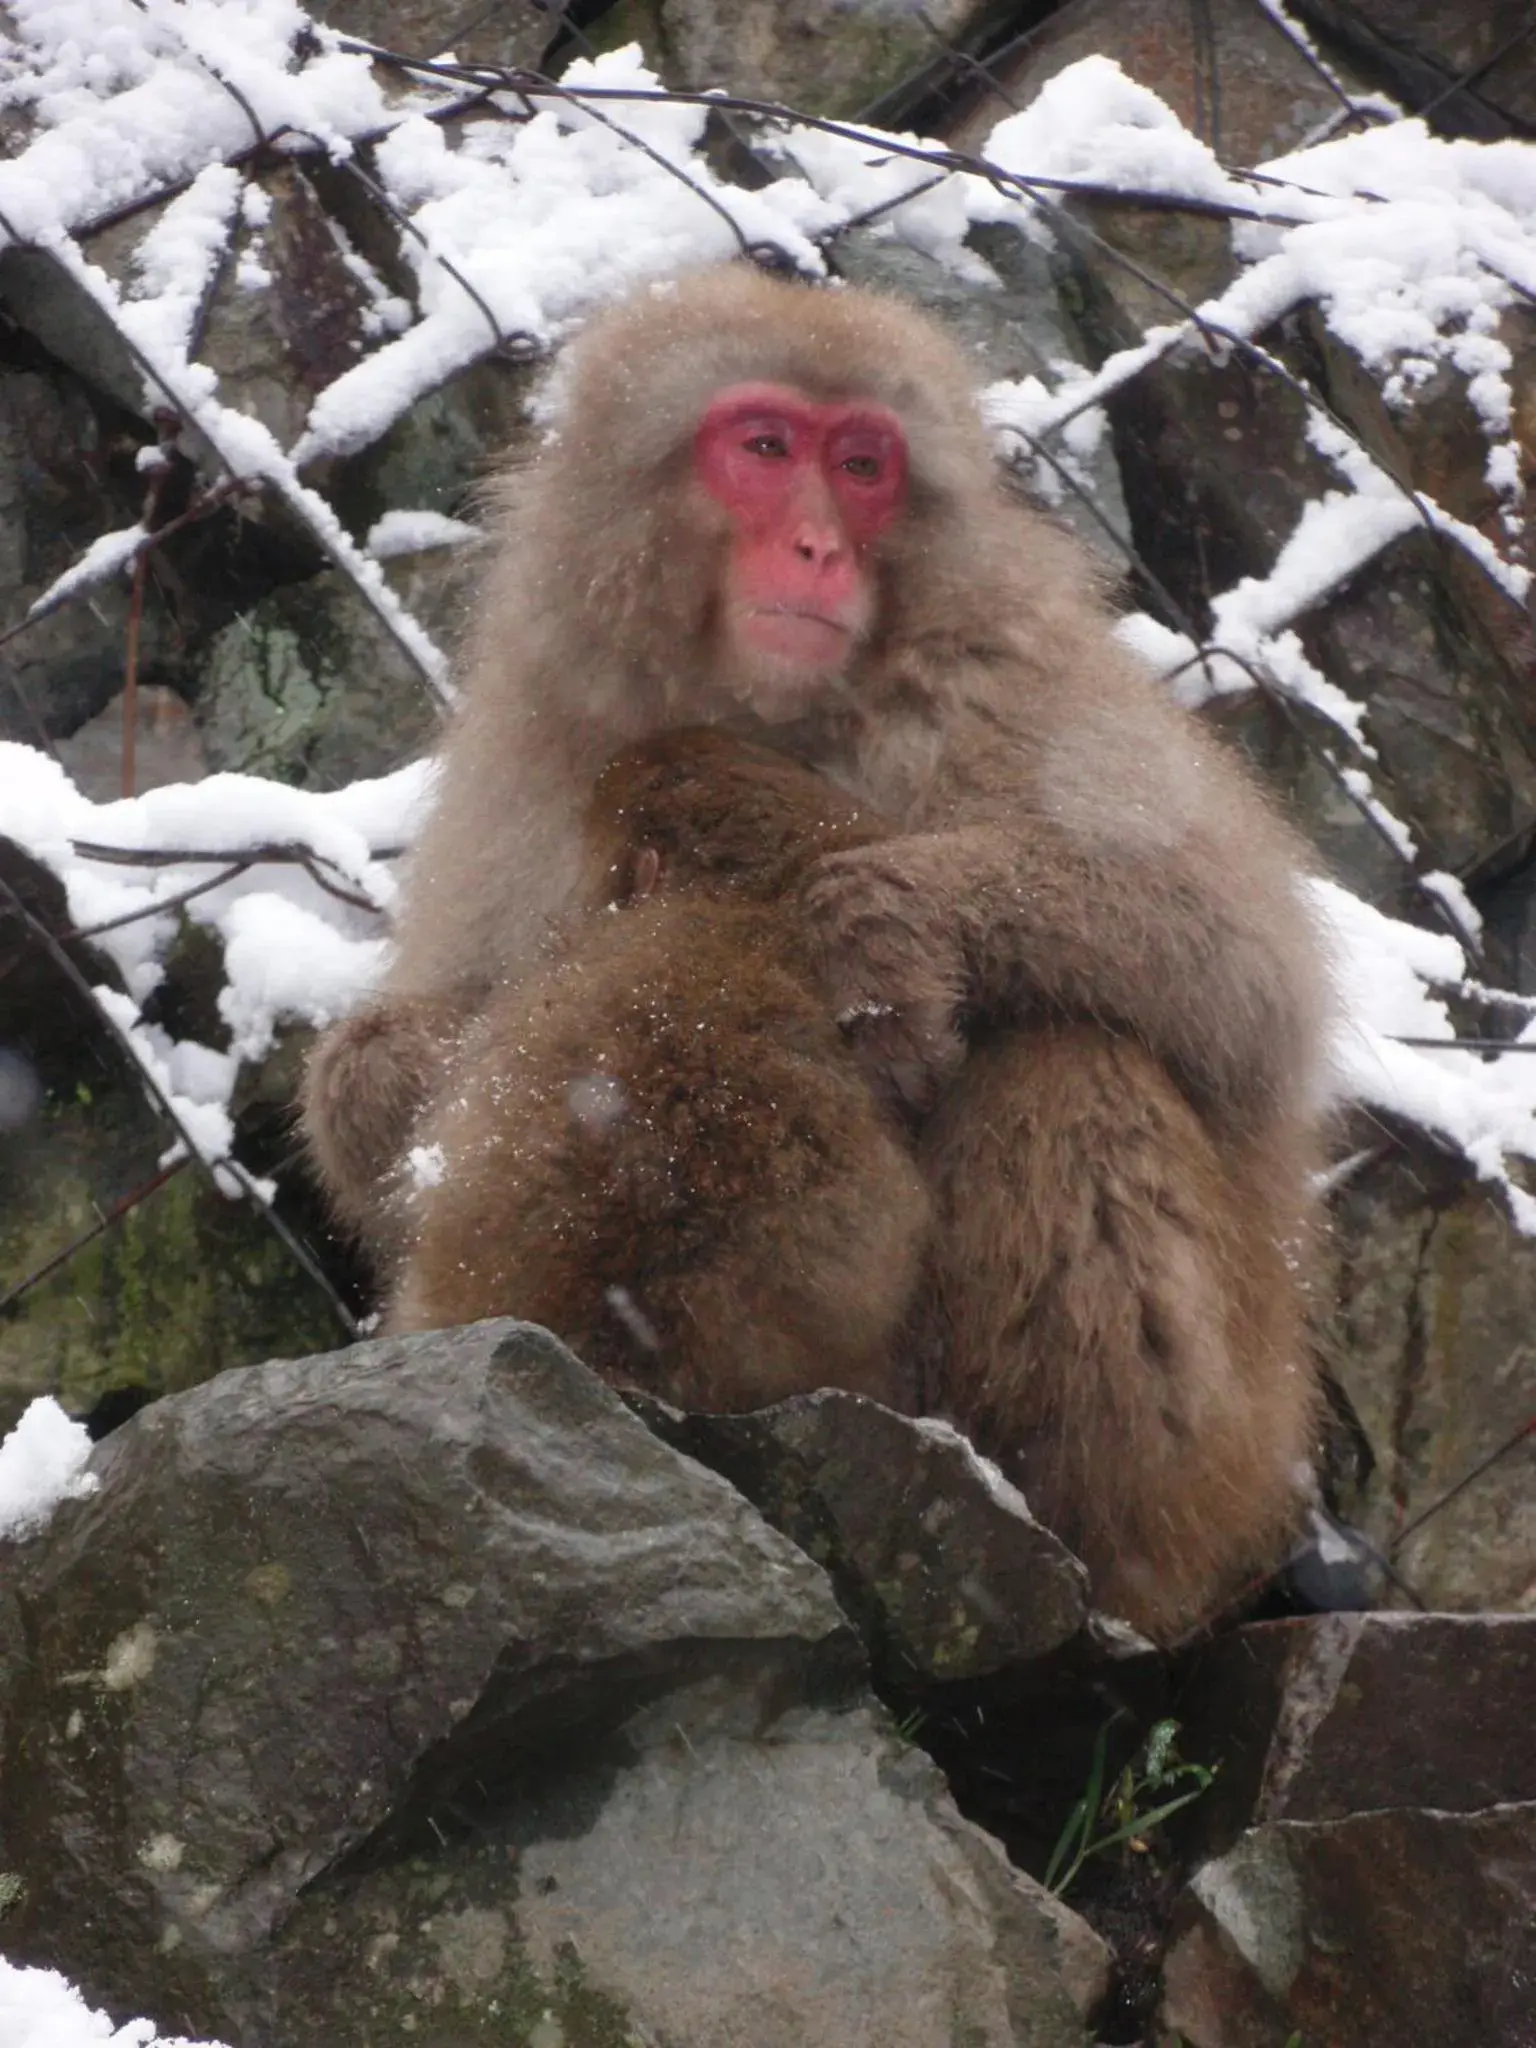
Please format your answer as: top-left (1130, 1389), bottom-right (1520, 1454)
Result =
top-left (801, 845), bottom-right (968, 1119)
top-left (302, 993), bottom-right (472, 1245)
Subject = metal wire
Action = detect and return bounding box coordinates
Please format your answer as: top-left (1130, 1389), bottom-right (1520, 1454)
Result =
top-left (4, 9), bottom-right (1535, 1438)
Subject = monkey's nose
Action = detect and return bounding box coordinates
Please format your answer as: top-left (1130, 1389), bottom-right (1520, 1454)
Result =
top-left (792, 526), bottom-right (844, 568)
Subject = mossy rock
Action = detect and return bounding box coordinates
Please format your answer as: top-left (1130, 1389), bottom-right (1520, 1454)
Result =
top-left (0, 1068), bottom-right (341, 1432)
top-left (195, 571), bottom-right (439, 789)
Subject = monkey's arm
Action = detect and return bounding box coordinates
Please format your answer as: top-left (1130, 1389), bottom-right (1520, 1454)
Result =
top-left (802, 826), bottom-right (1326, 1131)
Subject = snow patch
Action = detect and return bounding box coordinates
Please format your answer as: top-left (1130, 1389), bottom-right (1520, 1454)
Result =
top-left (0, 1397), bottom-right (98, 1540)
top-left (365, 510), bottom-right (481, 558)
top-left (0, 1954), bottom-right (229, 2048)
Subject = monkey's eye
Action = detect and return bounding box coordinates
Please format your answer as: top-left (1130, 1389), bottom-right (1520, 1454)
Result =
top-left (841, 453), bottom-right (882, 481)
top-left (743, 432), bottom-right (790, 459)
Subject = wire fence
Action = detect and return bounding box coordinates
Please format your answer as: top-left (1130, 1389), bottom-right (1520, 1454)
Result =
top-left (1, 0), bottom-right (1533, 1584)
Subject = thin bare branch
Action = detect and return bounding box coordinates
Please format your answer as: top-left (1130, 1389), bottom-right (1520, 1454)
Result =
top-left (69, 839), bottom-right (396, 918)
top-left (0, 476), bottom-right (253, 653)
top-left (0, 1157), bottom-right (192, 1318)
top-left (1389, 1036), bottom-right (1536, 1053)
top-left (71, 837), bottom-right (402, 868)
top-left (69, 863), bottom-right (251, 941)
top-left (1391, 1416), bottom-right (1536, 1549)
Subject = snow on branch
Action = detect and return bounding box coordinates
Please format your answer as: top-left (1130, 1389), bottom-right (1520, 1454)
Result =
top-left (0, 741), bottom-right (430, 1173)
top-left (22, 525), bottom-right (147, 621)
top-left (1318, 881), bottom-right (1536, 1232)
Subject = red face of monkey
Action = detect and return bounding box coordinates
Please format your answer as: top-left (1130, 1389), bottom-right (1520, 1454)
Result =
top-left (694, 382), bottom-right (907, 710)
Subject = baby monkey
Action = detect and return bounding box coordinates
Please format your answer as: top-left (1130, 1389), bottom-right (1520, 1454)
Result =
top-left (386, 727), bottom-right (929, 1411)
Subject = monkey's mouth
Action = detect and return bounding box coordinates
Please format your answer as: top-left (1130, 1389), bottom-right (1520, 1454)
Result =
top-left (744, 605), bottom-right (854, 670)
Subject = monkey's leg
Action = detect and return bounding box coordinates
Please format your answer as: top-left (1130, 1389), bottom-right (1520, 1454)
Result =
top-left (389, 1102), bottom-right (931, 1414)
top-left (301, 993), bottom-right (471, 1252)
top-left (919, 1025), bottom-right (1318, 1643)
top-left (660, 1129), bottom-right (932, 1413)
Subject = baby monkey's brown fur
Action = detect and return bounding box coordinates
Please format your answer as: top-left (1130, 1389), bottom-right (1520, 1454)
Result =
top-left (387, 729), bottom-right (929, 1412)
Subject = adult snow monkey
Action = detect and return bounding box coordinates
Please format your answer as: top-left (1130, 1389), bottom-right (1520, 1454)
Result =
top-left (304, 264), bottom-right (1334, 1642)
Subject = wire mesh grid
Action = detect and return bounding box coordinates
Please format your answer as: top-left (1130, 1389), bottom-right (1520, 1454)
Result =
top-left (1, 0), bottom-right (1534, 1559)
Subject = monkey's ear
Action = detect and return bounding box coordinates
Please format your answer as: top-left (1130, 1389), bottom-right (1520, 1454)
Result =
top-left (627, 845), bottom-right (665, 902)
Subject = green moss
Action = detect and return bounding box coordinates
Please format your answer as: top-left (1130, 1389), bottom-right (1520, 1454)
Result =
top-left (199, 605), bottom-right (332, 786)
top-left (792, 18), bottom-right (929, 116)
top-left (577, 0), bottom-right (664, 62)
top-left (924, 1610), bottom-right (983, 1678)
top-left (550, 1941), bottom-right (648, 2047)
top-left (869, 1572), bottom-right (981, 1679)
top-left (107, 1170), bottom-right (220, 1387)
top-left (949, 2014), bottom-right (992, 2048)
top-left (0, 1084), bottom-right (338, 1431)
top-left (1426, 1200), bottom-right (1477, 1363)
top-left (199, 576), bottom-right (439, 788)
top-left (265, 1848), bottom-right (661, 2046)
